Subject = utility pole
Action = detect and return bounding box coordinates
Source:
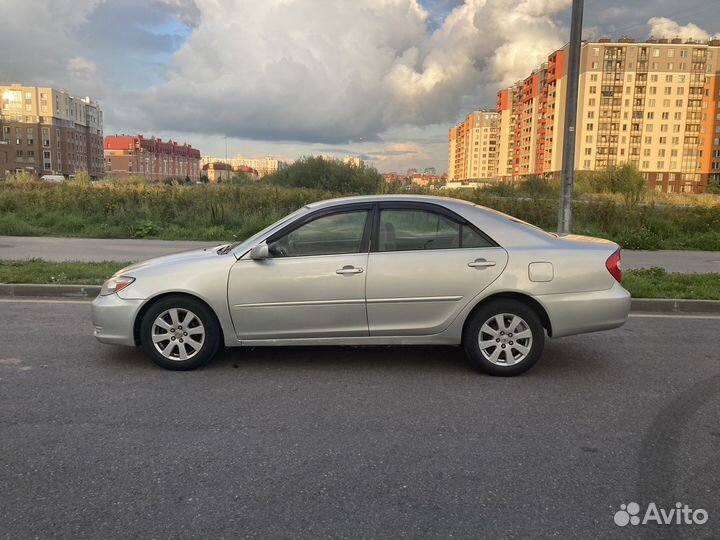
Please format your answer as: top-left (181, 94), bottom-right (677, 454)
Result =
top-left (557, 0), bottom-right (584, 235)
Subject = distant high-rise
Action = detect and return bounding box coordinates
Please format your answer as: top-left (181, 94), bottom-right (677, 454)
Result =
top-left (0, 83), bottom-right (103, 178)
top-left (200, 155), bottom-right (285, 177)
top-left (496, 37), bottom-right (720, 193)
top-left (447, 110), bottom-right (498, 181)
top-left (343, 155), bottom-right (364, 167)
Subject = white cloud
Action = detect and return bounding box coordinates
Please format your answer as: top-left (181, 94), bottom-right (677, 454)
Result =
top-left (68, 57), bottom-right (100, 81)
top-left (158, 0), bottom-right (201, 26)
top-left (647, 17), bottom-right (720, 41)
top-left (0, 0), bottom-right (102, 85)
top-left (130, 0), bottom-right (570, 143)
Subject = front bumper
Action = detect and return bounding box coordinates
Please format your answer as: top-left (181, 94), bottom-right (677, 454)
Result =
top-left (91, 294), bottom-right (143, 346)
top-left (538, 281), bottom-right (631, 339)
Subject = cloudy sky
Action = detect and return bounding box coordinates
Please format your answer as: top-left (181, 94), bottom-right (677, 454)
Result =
top-left (1, 0), bottom-right (718, 173)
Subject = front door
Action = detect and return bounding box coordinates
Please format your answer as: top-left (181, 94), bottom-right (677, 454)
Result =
top-left (228, 207), bottom-right (371, 339)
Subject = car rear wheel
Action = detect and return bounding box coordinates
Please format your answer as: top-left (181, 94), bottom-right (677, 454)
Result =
top-left (463, 299), bottom-right (545, 376)
top-left (140, 295), bottom-right (221, 370)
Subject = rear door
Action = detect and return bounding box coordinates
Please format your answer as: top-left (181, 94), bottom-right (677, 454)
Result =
top-left (366, 202), bottom-right (507, 336)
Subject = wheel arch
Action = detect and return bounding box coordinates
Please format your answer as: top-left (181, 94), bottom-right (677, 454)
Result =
top-left (462, 291), bottom-right (553, 340)
top-left (133, 292), bottom-right (225, 346)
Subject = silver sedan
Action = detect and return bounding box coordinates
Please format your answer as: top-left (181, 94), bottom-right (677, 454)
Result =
top-left (92, 195), bottom-right (630, 375)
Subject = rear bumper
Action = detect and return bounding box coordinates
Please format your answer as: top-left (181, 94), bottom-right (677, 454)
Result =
top-left (91, 294), bottom-right (142, 346)
top-left (538, 282), bottom-right (631, 339)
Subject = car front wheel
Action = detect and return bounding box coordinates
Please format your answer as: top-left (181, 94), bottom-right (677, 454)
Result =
top-left (463, 299), bottom-right (545, 376)
top-left (140, 295), bottom-right (221, 370)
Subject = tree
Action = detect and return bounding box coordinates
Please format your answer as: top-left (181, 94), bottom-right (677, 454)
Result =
top-left (607, 164), bottom-right (646, 206)
top-left (69, 168), bottom-right (92, 184)
top-left (264, 156), bottom-right (382, 194)
top-left (705, 182), bottom-right (720, 195)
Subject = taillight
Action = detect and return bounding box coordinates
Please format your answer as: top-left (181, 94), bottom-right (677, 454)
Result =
top-left (606, 249), bottom-right (622, 283)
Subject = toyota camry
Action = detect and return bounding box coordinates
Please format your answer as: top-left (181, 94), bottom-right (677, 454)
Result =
top-left (92, 195), bottom-right (630, 375)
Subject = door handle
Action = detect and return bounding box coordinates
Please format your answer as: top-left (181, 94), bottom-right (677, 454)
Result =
top-left (336, 265), bottom-right (364, 275)
top-left (468, 259), bottom-right (496, 268)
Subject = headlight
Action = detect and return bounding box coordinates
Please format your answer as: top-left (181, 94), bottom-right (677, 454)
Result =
top-left (100, 276), bottom-right (136, 296)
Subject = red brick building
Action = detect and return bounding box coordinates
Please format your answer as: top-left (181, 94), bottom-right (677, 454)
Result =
top-left (104, 134), bottom-right (201, 181)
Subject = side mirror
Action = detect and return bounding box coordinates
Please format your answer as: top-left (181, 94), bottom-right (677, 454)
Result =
top-left (250, 242), bottom-right (270, 260)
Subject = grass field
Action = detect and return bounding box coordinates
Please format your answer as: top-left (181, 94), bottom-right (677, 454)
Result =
top-left (0, 259), bottom-right (130, 285)
top-left (621, 267), bottom-right (720, 300)
top-left (1, 259), bottom-right (719, 300)
top-left (1, 181), bottom-right (719, 250)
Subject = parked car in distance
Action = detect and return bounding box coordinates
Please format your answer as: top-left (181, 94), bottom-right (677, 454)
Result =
top-left (92, 195), bottom-right (630, 375)
top-left (40, 174), bottom-right (65, 182)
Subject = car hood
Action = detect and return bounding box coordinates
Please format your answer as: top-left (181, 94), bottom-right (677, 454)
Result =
top-left (113, 245), bottom-right (231, 277)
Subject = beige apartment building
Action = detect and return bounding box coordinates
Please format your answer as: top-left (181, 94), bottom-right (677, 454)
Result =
top-left (447, 110), bottom-right (498, 181)
top-left (200, 155), bottom-right (286, 177)
top-left (496, 38), bottom-right (720, 192)
top-left (0, 83), bottom-right (103, 178)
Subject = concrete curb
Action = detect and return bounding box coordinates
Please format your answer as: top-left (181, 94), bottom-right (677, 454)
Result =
top-left (0, 283), bottom-right (101, 299)
top-left (1, 283), bottom-right (720, 314)
top-left (629, 298), bottom-right (720, 314)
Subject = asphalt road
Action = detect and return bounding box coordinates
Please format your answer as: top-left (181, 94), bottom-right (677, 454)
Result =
top-left (0, 235), bottom-right (214, 264)
top-left (1, 301), bottom-right (718, 539)
top-left (2, 235), bottom-right (720, 273)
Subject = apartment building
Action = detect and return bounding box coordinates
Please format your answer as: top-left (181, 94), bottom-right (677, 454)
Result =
top-left (447, 110), bottom-right (498, 181)
top-left (343, 155), bottom-right (364, 167)
top-left (496, 38), bottom-right (720, 192)
top-left (0, 83), bottom-right (103, 178)
top-left (201, 155), bottom-right (286, 177)
top-left (104, 134), bottom-right (201, 181)
top-left (201, 162), bottom-right (259, 182)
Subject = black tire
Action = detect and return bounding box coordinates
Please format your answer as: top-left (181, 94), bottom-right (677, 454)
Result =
top-left (463, 299), bottom-right (545, 376)
top-left (140, 295), bottom-right (221, 371)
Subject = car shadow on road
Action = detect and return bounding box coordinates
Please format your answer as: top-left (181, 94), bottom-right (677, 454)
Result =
top-left (212, 345), bottom-right (471, 374)
top-left (205, 338), bottom-right (609, 378)
top-left (95, 336), bottom-right (611, 379)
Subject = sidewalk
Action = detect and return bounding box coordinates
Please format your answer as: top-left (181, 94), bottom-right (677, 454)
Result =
top-left (1, 235), bottom-right (720, 273)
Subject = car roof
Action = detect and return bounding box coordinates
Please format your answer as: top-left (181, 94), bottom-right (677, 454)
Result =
top-left (305, 194), bottom-right (476, 209)
top-left (304, 194), bottom-right (561, 247)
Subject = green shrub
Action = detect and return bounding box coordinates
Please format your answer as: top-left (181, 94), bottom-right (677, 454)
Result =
top-left (517, 175), bottom-right (557, 198)
top-left (614, 229), bottom-right (663, 250)
top-left (265, 156), bottom-right (382, 194)
top-left (69, 169), bottom-right (91, 185)
top-left (4, 170), bottom-right (38, 185)
top-left (128, 220), bottom-right (159, 238)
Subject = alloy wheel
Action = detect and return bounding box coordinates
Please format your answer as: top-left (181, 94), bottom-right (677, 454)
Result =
top-left (151, 308), bottom-right (205, 361)
top-left (478, 313), bottom-right (533, 366)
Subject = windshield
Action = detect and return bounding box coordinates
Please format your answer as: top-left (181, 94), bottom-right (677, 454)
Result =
top-left (218, 206), bottom-right (309, 254)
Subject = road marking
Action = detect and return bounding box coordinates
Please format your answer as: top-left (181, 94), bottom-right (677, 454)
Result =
top-left (630, 313), bottom-right (720, 320)
top-left (0, 298), bottom-right (91, 305)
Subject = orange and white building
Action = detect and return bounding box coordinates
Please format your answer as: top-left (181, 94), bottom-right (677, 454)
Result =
top-left (496, 37), bottom-right (720, 193)
top-left (447, 110), bottom-right (498, 181)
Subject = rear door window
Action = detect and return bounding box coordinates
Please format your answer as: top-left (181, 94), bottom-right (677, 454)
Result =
top-left (377, 208), bottom-right (492, 251)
